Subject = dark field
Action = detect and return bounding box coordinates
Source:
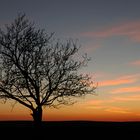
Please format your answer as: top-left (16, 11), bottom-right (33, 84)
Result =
top-left (0, 121), bottom-right (140, 139)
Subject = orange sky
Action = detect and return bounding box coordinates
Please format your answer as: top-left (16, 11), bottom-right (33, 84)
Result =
top-left (1, 0), bottom-right (140, 122)
top-left (1, 93), bottom-right (140, 122)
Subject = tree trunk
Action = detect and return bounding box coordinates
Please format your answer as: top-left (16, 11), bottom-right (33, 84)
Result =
top-left (31, 106), bottom-right (43, 126)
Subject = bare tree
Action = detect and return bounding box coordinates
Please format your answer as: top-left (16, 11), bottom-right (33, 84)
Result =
top-left (0, 14), bottom-right (95, 124)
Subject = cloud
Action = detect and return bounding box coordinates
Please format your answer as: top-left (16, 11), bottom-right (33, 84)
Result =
top-left (85, 99), bottom-right (132, 114)
top-left (111, 86), bottom-right (140, 94)
top-left (86, 106), bottom-right (106, 110)
top-left (100, 74), bottom-right (138, 87)
top-left (113, 95), bottom-right (140, 102)
top-left (81, 21), bottom-right (140, 42)
top-left (87, 95), bottom-right (140, 109)
top-left (84, 99), bottom-right (113, 110)
top-left (85, 94), bottom-right (140, 108)
top-left (129, 60), bottom-right (140, 66)
top-left (86, 100), bottom-right (106, 106)
top-left (82, 44), bottom-right (101, 53)
top-left (136, 114), bottom-right (140, 116)
top-left (105, 107), bottom-right (131, 114)
top-left (87, 104), bottom-right (132, 114)
top-left (93, 72), bottom-right (109, 79)
top-left (84, 94), bottom-right (140, 116)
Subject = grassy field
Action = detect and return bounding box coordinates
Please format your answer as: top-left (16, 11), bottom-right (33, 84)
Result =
top-left (0, 121), bottom-right (140, 139)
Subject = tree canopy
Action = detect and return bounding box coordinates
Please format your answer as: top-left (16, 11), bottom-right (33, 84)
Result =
top-left (0, 14), bottom-right (95, 123)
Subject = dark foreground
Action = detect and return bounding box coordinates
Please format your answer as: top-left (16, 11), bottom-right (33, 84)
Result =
top-left (0, 121), bottom-right (140, 139)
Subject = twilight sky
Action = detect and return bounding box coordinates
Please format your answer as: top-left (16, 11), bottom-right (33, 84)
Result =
top-left (0, 0), bottom-right (140, 121)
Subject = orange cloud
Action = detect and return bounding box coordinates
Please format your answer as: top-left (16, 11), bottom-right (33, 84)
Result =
top-left (82, 21), bottom-right (140, 42)
top-left (129, 60), bottom-right (140, 66)
top-left (105, 107), bottom-right (131, 114)
top-left (113, 94), bottom-right (140, 102)
top-left (85, 94), bottom-right (140, 108)
top-left (86, 100), bottom-right (105, 106)
top-left (111, 86), bottom-right (140, 94)
top-left (100, 74), bottom-right (138, 87)
top-left (86, 99), bottom-right (113, 105)
top-left (85, 99), bottom-right (132, 114)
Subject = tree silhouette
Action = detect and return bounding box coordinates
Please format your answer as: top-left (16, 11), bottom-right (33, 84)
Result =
top-left (0, 14), bottom-right (95, 124)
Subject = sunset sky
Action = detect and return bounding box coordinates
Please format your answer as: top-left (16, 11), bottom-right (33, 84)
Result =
top-left (0, 0), bottom-right (140, 121)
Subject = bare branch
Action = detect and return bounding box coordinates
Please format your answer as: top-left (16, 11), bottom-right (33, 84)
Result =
top-left (0, 13), bottom-right (96, 122)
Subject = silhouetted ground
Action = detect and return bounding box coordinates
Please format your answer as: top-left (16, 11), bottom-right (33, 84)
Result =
top-left (0, 121), bottom-right (140, 139)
